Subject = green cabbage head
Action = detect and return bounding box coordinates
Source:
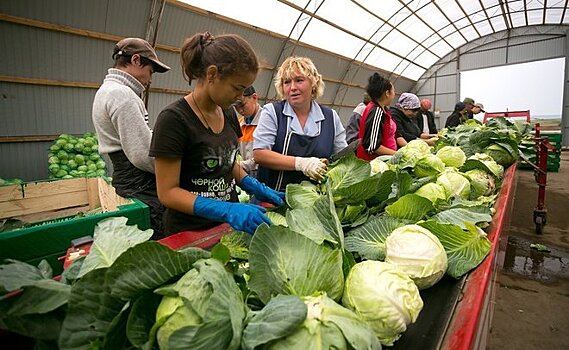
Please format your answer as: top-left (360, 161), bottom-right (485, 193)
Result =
top-left (485, 144), bottom-right (515, 166)
top-left (385, 225), bottom-right (447, 289)
top-left (254, 294), bottom-right (381, 350)
top-left (392, 140), bottom-right (431, 168)
top-left (369, 158), bottom-right (390, 175)
top-left (405, 139), bottom-right (432, 154)
top-left (469, 153), bottom-right (504, 178)
top-left (465, 169), bottom-right (496, 197)
top-left (436, 146), bottom-right (466, 168)
top-left (414, 182), bottom-right (447, 203)
top-left (342, 261), bottom-right (423, 346)
top-left (153, 259), bottom-right (246, 350)
top-left (155, 296), bottom-right (202, 350)
top-left (414, 154), bottom-right (445, 178)
top-left (436, 170), bottom-right (471, 199)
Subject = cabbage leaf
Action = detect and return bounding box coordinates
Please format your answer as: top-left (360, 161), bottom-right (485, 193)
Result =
top-left (345, 214), bottom-right (407, 261)
top-left (418, 220), bottom-right (491, 278)
top-left (249, 225), bottom-right (344, 304)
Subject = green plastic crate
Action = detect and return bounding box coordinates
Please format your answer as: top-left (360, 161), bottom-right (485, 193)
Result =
top-left (519, 131), bottom-right (562, 172)
top-left (0, 177), bottom-right (150, 274)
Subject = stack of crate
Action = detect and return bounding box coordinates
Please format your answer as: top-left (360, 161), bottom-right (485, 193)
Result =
top-left (0, 177), bottom-right (150, 274)
top-left (519, 131), bottom-right (562, 172)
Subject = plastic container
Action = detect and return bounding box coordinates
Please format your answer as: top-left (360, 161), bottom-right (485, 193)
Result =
top-left (519, 131), bottom-right (562, 172)
top-left (0, 177), bottom-right (150, 274)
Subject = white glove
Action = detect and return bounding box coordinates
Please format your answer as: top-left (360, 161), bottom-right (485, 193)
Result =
top-left (239, 158), bottom-right (257, 172)
top-left (295, 157), bottom-right (327, 181)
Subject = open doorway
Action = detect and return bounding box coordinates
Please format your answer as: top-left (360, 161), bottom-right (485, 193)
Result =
top-left (460, 57), bottom-right (565, 126)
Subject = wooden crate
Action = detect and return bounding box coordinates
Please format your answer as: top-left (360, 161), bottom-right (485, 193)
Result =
top-left (0, 177), bottom-right (150, 273)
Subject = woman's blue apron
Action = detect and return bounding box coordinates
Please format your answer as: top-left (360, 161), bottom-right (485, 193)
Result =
top-left (257, 100), bottom-right (335, 191)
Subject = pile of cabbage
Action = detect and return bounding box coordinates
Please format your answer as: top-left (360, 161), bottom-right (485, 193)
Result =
top-left (47, 132), bottom-right (107, 179)
top-left (0, 119), bottom-right (526, 349)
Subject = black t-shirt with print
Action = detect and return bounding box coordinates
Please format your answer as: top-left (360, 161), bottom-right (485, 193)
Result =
top-left (149, 97), bottom-right (242, 234)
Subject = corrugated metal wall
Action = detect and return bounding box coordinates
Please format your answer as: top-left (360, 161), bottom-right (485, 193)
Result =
top-left (414, 26), bottom-right (568, 134)
top-left (0, 0), bottom-right (415, 181)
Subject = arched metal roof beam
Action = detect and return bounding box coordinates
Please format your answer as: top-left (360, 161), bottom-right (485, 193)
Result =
top-left (393, 5), bottom-right (567, 79)
top-left (543, 0), bottom-right (548, 25)
top-left (262, 0), bottom-right (325, 101)
top-left (281, 0), bottom-right (429, 71)
top-left (328, 0), bottom-right (412, 108)
top-left (479, 0), bottom-right (498, 33)
top-left (456, 0), bottom-right (482, 38)
top-left (499, 0), bottom-right (513, 30)
top-left (280, 0), bottom-right (429, 109)
top-left (329, 6), bottom-right (406, 109)
top-left (330, 0), bottom-right (439, 108)
top-left (413, 25), bottom-right (567, 94)
top-left (428, 0), bottom-right (469, 43)
top-left (388, 1), bottom-right (440, 83)
top-left (351, 0), bottom-right (441, 60)
top-left (381, 1), bottom-right (442, 81)
top-left (524, 0), bottom-right (529, 26)
top-left (562, 0), bottom-right (569, 24)
top-left (415, 5), bottom-right (510, 53)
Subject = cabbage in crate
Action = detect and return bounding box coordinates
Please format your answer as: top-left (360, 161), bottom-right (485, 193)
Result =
top-left (47, 132), bottom-right (106, 179)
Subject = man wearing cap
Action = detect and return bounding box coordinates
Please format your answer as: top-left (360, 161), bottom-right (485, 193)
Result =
top-left (463, 97), bottom-right (475, 119)
top-left (234, 86), bottom-right (261, 178)
top-left (473, 102), bottom-right (485, 116)
top-left (391, 92), bottom-right (438, 146)
top-left (92, 37), bottom-right (170, 238)
top-left (345, 92), bottom-right (371, 144)
top-left (444, 101), bottom-right (468, 128)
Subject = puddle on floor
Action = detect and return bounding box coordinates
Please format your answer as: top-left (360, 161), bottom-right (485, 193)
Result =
top-left (502, 235), bottom-right (569, 282)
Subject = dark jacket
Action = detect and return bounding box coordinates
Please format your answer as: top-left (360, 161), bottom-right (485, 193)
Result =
top-left (390, 106), bottom-right (422, 142)
top-left (415, 110), bottom-right (437, 134)
top-left (444, 111), bottom-right (467, 128)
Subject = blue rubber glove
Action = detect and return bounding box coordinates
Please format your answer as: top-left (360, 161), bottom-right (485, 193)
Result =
top-left (239, 175), bottom-right (285, 206)
top-left (193, 196), bottom-right (271, 234)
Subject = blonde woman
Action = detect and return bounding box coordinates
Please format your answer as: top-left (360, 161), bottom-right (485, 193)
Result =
top-left (253, 56), bottom-right (347, 191)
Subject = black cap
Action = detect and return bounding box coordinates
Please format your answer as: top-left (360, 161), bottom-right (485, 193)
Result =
top-left (454, 101), bottom-right (466, 111)
top-left (243, 86), bottom-right (256, 96)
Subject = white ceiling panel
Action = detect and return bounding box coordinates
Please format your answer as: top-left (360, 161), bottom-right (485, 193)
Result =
top-left (179, 0), bottom-right (568, 81)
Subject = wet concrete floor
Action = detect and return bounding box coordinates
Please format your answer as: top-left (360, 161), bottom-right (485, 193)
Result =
top-left (503, 235), bottom-right (569, 283)
top-left (488, 150), bottom-right (569, 349)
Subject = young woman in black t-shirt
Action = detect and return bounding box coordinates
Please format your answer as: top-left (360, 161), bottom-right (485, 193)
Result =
top-left (149, 32), bottom-right (284, 235)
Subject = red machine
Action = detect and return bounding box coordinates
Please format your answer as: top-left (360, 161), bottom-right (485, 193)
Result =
top-left (62, 223), bottom-right (233, 269)
top-left (531, 123), bottom-right (560, 234)
top-left (482, 111), bottom-right (559, 234)
top-left (482, 110), bottom-right (531, 123)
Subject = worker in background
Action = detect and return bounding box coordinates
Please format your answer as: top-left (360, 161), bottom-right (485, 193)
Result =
top-left (463, 97), bottom-right (475, 119)
top-left (234, 86), bottom-right (261, 178)
top-left (416, 98), bottom-right (438, 136)
top-left (92, 37), bottom-right (170, 238)
top-left (345, 92), bottom-right (371, 144)
top-left (253, 56), bottom-right (347, 191)
top-left (445, 101), bottom-right (468, 128)
top-left (356, 73), bottom-right (403, 159)
top-left (473, 102), bottom-right (485, 116)
top-left (391, 93), bottom-right (438, 146)
top-left (150, 32), bottom-right (283, 236)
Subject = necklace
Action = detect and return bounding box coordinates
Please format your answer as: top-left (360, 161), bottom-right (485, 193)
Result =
top-left (191, 93), bottom-right (213, 131)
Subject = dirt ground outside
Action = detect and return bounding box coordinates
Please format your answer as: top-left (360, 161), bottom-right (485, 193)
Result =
top-left (487, 151), bottom-right (569, 349)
